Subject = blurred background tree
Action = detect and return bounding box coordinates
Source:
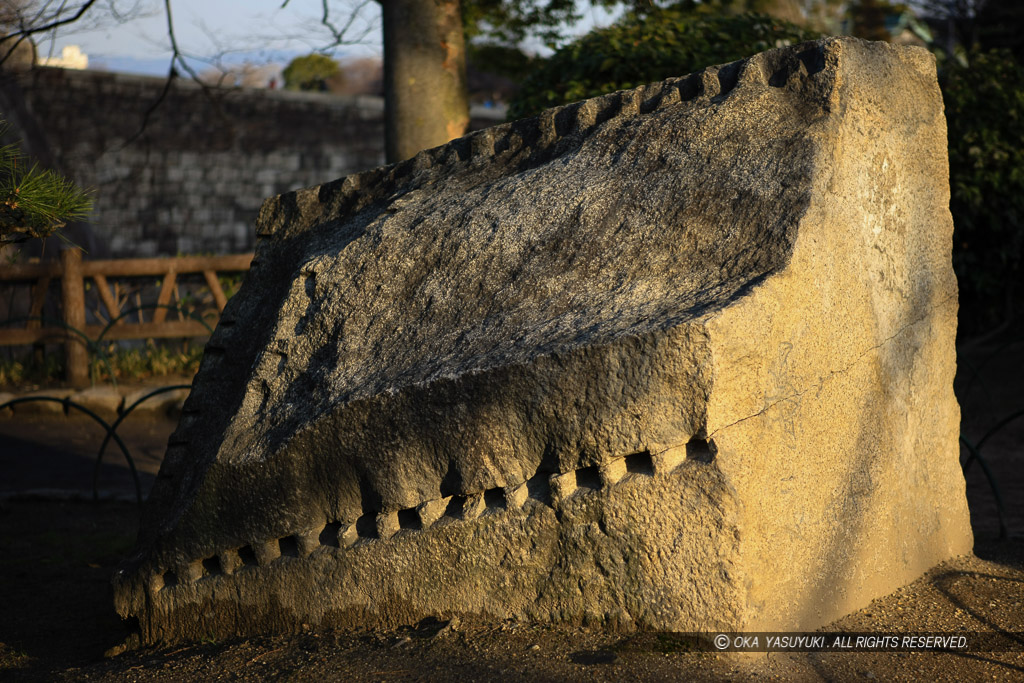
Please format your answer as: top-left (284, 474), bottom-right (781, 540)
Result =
top-left (507, 2), bottom-right (820, 118)
top-left (282, 53), bottom-right (342, 92)
top-left (940, 47), bottom-right (1024, 337)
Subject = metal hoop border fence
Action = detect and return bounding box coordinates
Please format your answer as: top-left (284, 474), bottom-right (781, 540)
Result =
top-left (1, 300), bottom-right (207, 507)
top-left (0, 384), bottom-right (192, 507)
top-left (957, 344), bottom-right (1023, 541)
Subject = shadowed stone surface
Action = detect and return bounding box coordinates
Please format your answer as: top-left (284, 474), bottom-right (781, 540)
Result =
top-left (113, 36), bottom-right (972, 644)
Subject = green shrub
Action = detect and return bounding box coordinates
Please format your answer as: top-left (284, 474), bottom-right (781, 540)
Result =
top-left (941, 49), bottom-right (1024, 335)
top-left (283, 53), bottom-right (340, 92)
top-left (0, 342), bottom-right (204, 388)
top-left (508, 3), bottom-right (820, 119)
top-left (90, 341), bottom-right (204, 382)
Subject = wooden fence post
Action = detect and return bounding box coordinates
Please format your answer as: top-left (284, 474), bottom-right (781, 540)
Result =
top-left (28, 276), bottom-right (50, 366)
top-left (60, 247), bottom-right (89, 388)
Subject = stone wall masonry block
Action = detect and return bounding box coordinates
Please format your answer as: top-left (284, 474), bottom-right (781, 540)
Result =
top-left (7, 68), bottom-right (390, 257)
top-left (340, 523), bottom-right (359, 547)
top-left (376, 512), bottom-right (401, 540)
top-left (296, 529), bottom-right (321, 557)
top-left (548, 471), bottom-right (578, 506)
top-left (113, 38), bottom-right (973, 644)
top-left (457, 493), bottom-right (485, 521)
top-left (506, 482), bottom-right (530, 509)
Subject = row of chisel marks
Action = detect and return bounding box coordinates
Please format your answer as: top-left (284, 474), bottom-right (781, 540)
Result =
top-left (253, 44), bottom-right (826, 242)
top-left (152, 438), bottom-right (716, 592)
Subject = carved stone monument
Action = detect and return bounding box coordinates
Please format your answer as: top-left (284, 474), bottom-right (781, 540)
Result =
top-left (114, 36), bottom-right (973, 644)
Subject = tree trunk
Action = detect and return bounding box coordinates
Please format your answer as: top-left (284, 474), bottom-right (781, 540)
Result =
top-left (382, 0), bottom-right (469, 163)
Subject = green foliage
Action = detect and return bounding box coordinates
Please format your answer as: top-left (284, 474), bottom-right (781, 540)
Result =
top-left (941, 49), bottom-right (1024, 334)
top-left (282, 53), bottom-right (341, 91)
top-left (0, 642), bottom-right (32, 670)
top-left (508, 3), bottom-right (821, 119)
top-left (462, 0), bottom-right (584, 47)
top-left (90, 341), bottom-right (205, 382)
top-left (0, 128), bottom-right (92, 244)
top-left (0, 351), bottom-right (61, 386)
top-left (467, 42), bottom-right (537, 80)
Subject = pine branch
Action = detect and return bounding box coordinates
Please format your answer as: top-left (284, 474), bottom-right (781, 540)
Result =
top-left (0, 126), bottom-right (92, 244)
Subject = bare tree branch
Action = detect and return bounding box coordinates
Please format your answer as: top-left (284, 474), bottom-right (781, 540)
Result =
top-left (317, 0), bottom-right (377, 48)
top-left (1, 0), bottom-right (377, 148)
top-left (5, 0), bottom-right (97, 38)
top-left (0, 1), bottom-right (150, 67)
top-left (122, 0), bottom-right (233, 148)
top-left (319, 0), bottom-right (374, 47)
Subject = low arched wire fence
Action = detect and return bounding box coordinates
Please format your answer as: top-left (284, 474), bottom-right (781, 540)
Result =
top-left (0, 384), bottom-right (192, 507)
top-left (1, 302), bottom-right (206, 507)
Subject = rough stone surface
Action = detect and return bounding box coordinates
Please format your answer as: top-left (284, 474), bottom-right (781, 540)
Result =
top-left (113, 37), bottom-right (973, 644)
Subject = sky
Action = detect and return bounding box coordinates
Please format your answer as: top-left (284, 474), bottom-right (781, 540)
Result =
top-left (38, 0), bottom-right (618, 77)
top-left (38, 0), bottom-right (381, 75)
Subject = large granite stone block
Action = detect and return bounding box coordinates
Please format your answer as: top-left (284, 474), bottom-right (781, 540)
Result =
top-left (114, 36), bottom-right (972, 644)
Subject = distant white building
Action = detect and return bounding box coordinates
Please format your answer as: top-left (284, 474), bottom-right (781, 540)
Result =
top-left (39, 45), bottom-right (88, 70)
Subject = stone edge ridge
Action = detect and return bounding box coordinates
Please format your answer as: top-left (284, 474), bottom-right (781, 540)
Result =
top-left (250, 37), bottom-right (840, 246)
top-left (142, 440), bottom-right (712, 598)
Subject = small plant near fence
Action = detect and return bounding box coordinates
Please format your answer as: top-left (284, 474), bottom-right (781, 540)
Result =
top-left (0, 343), bottom-right (205, 387)
top-left (0, 248), bottom-right (252, 387)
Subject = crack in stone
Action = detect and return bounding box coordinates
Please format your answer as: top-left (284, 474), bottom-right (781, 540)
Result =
top-left (707, 294), bottom-right (953, 439)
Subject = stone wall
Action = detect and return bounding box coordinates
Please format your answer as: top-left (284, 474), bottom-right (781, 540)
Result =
top-left (1, 67), bottom-right (503, 258)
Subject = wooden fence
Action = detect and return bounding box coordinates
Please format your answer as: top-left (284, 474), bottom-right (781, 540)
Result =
top-left (0, 248), bottom-right (253, 387)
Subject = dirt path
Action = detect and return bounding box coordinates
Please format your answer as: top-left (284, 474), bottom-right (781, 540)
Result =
top-left (0, 415), bottom-right (173, 500)
top-left (0, 344), bottom-right (1021, 681)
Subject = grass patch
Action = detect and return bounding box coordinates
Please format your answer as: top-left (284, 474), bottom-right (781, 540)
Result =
top-left (0, 341), bottom-right (203, 388)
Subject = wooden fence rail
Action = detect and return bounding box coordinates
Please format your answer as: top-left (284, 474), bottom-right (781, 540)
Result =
top-left (0, 248), bottom-right (253, 387)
